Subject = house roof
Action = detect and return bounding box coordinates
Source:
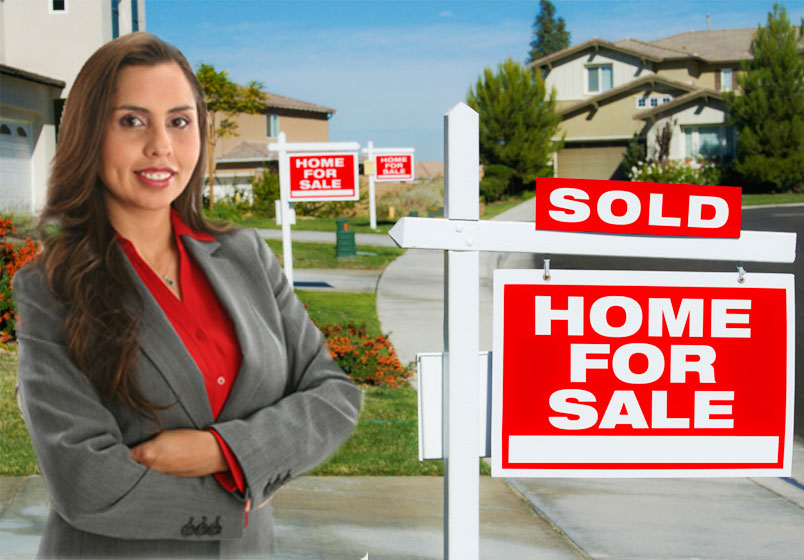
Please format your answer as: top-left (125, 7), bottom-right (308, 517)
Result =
top-left (533, 27), bottom-right (760, 69)
top-left (648, 28), bottom-right (756, 62)
top-left (262, 91), bottom-right (335, 115)
top-left (559, 74), bottom-right (699, 116)
top-left (0, 64), bottom-right (65, 88)
top-left (612, 38), bottom-right (697, 61)
top-left (219, 140), bottom-right (275, 162)
top-left (632, 89), bottom-right (724, 121)
top-left (534, 38), bottom-right (665, 68)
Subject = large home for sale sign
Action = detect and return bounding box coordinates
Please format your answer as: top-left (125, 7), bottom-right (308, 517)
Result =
top-left (491, 269), bottom-right (795, 477)
top-left (288, 152), bottom-right (359, 201)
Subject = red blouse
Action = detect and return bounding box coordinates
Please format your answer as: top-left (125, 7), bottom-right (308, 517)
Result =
top-left (117, 210), bottom-right (245, 495)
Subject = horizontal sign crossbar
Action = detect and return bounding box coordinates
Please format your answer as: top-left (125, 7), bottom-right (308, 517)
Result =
top-left (389, 217), bottom-right (796, 263)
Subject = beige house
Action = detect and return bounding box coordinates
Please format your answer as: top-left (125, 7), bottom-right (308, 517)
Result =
top-left (210, 91), bottom-right (335, 195)
top-left (0, 0), bottom-right (144, 213)
top-left (532, 28), bottom-right (756, 180)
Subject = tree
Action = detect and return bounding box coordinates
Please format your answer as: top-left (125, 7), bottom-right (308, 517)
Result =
top-left (467, 58), bottom-right (563, 201)
top-left (527, 0), bottom-right (571, 63)
top-left (725, 4), bottom-right (804, 192)
top-left (196, 64), bottom-right (267, 209)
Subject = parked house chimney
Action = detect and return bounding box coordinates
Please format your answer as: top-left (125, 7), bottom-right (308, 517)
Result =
top-left (706, 13), bottom-right (711, 30)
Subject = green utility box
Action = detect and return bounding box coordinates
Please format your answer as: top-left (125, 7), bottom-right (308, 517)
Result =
top-left (408, 210), bottom-right (419, 217)
top-left (427, 205), bottom-right (444, 217)
top-left (335, 218), bottom-right (356, 258)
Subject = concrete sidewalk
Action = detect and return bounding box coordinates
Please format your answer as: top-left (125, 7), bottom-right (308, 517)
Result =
top-left (3, 446), bottom-right (803, 559)
top-left (0, 475), bottom-right (583, 559)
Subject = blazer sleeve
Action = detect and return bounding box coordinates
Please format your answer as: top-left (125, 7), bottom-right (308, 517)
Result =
top-left (13, 267), bottom-right (245, 541)
top-left (210, 230), bottom-right (362, 503)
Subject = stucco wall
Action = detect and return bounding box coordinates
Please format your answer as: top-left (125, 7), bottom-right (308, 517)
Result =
top-left (544, 47), bottom-right (654, 101)
top-left (215, 111), bottom-right (330, 160)
top-left (0, 0), bottom-right (144, 95)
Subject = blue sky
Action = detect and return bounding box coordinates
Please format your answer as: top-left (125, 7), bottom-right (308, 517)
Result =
top-left (146, 0), bottom-right (804, 160)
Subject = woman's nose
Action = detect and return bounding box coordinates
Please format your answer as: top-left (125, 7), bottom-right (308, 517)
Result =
top-left (145, 124), bottom-right (172, 157)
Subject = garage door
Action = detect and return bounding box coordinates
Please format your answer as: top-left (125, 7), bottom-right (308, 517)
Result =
top-left (557, 144), bottom-right (627, 180)
top-left (0, 120), bottom-right (33, 212)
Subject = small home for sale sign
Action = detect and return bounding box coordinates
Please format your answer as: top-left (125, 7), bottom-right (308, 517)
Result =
top-left (491, 269), bottom-right (794, 477)
top-left (288, 152), bottom-right (359, 201)
top-left (375, 153), bottom-right (414, 181)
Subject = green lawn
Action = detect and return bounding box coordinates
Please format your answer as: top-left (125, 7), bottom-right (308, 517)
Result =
top-left (310, 385), bottom-right (489, 476)
top-left (0, 350), bottom-right (37, 476)
top-left (266, 239), bottom-right (404, 270)
top-left (237, 216), bottom-right (395, 235)
top-left (742, 193), bottom-right (804, 206)
top-left (296, 290), bottom-right (381, 333)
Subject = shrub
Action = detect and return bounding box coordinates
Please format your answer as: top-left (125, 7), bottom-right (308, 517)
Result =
top-left (627, 159), bottom-right (723, 186)
top-left (480, 163), bottom-right (515, 202)
top-left (251, 169), bottom-right (280, 217)
top-left (317, 321), bottom-right (411, 388)
top-left (1, 217), bottom-right (41, 349)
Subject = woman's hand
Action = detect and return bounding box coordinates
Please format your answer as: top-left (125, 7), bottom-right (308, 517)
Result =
top-left (129, 429), bottom-right (228, 477)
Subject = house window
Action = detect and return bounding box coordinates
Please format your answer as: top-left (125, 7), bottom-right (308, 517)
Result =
top-left (16, 127), bottom-right (28, 137)
top-left (50, 0), bottom-right (67, 12)
top-left (111, 0), bottom-right (119, 39)
top-left (721, 69), bottom-right (733, 92)
top-left (0, 125), bottom-right (10, 135)
top-left (131, 0), bottom-right (140, 32)
top-left (637, 98), bottom-right (647, 108)
top-left (266, 114), bottom-right (279, 137)
top-left (662, 97), bottom-right (671, 104)
top-left (586, 64), bottom-right (612, 94)
top-left (684, 125), bottom-right (736, 161)
top-left (650, 98), bottom-right (658, 107)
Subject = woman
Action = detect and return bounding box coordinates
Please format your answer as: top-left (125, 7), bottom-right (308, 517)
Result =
top-left (14, 32), bottom-right (361, 558)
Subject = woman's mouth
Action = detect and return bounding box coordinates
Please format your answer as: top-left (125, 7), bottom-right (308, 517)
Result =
top-left (135, 168), bottom-right (176, 187)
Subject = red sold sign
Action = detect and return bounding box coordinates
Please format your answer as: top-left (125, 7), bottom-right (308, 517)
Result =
top-left (288, 152), bottom-right (359, 201)
top-left (535, 177), bottom-right (742, 238)
top-left (376, 154), bottom-right (414, 181)
top-left (491, 270), bottom-right (794, 477)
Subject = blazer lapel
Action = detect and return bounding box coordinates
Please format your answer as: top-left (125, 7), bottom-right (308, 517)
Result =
top-left (123, 255), bottom-right (214, 429)
top-left (183, 236), bottom-right (267, 422)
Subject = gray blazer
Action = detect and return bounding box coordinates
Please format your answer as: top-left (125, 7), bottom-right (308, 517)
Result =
top-left (14, 227), bottom-right (361, 559)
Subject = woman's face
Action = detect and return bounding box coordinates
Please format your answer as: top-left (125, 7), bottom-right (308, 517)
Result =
top-left (100, 62), bottom-right (200, 223)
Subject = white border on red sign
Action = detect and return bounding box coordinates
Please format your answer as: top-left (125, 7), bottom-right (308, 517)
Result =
top-left (288, 152), bottom-right (360, 202)
top-left (491, 269), bottom-right (795, 478)
top-left (375, 153), bottom-right (415, 182)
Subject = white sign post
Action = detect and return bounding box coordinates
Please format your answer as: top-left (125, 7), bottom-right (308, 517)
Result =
top-left (388, 103), bottom-right (797, 559)
top-left (362, 142), bottom-right (415, 230)
top-left (268, 132), bottom-right (361, 287)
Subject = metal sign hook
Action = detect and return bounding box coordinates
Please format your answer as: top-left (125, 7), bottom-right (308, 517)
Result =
top-left (737, 264), bottom-right (746, 284)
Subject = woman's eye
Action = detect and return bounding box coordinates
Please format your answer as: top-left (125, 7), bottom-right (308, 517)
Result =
top-left (119, 115), bottom-right (144, 127)
top-left (171, 116), bottom-right (191, 129)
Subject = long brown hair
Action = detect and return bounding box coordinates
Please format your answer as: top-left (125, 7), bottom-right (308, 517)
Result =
top-left (39, 32), bottom-right (227, 424)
